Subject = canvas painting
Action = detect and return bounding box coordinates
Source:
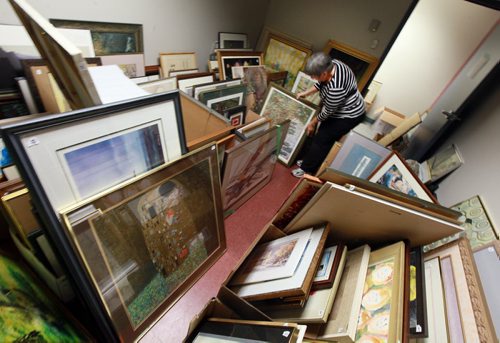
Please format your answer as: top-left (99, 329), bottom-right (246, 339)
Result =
top-left (0, 254), bottom-right (90, 342)
top-left (260, 85), bottom-right (316, 165)
top-left (291, 71), bottom-right (321, 105)
top-left (242, 65), bottom-right (268, 112)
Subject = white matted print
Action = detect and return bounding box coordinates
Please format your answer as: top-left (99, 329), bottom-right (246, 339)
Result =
top-left (99, 53), bottom-right (145, 78)
top-left (314, 246), bottom-right (338, 282)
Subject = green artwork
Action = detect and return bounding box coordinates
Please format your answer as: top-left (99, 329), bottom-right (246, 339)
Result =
top-left (0, 255), bottom-right (89, 342)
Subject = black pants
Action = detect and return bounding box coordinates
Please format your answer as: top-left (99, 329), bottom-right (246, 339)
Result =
top-left (301, 114), bottom-right (365, 174)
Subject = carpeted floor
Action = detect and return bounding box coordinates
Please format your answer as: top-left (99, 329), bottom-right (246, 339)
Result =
top-left (141, 163), bottom-right (299, 342)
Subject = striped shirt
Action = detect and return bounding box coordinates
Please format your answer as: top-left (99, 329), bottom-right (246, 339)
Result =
top-left (314, 59), bottom-right (365, 121)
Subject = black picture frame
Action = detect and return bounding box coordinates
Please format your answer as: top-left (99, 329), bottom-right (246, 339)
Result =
top-left (0, 92), bottom-right (188, 341)
top-left (222, 105), bottom-right (247, 126)
top-left (409, 246), bottom-right (428, 337)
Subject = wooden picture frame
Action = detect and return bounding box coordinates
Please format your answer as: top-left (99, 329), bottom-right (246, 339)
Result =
top-left (10, 0), bottom-right (101, 109)
top-left (262, 32), bottom-right (312, 89)
top-left (60, 144), bottom-right (226, 342)
top-left (50, 18), bottom-right (143, 55)
top-left (424, 238), bottom-right (496, 343)
top-left (312, 244), bottom-right (347, 290)
top-left (218, 32), bottom-right (248, 49)
top-left (260, 83), bottom-right (318, 166)
top-left (369, 151), bottom-right (437, 203)
top-left (98, 53), bottom-right (145, 78)
top-left (323, 39), bottom-right (379, 91)
top-left (159, 52), bottom-right (197, 77)
top-left (267, 70), bottom-right (288, 87)
top-left (330, 130), bottom-right (391, 180)
top-left (236, 117), bottom-right (272, 140)
top-left (291, 71), bottom-right (321, 105)
top-left (216, 50), bottom-right (263, 80)
top-left (409, 247), bottom-right (428, 337)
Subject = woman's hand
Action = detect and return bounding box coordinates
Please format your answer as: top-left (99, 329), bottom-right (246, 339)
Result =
top-left (296, 92), bottom-right (306, 100)
top-left (306, 121), bottom-right (317, 136)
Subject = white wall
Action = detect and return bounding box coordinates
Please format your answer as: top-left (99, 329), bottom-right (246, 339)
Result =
top-left (368, 0), bottom-right (498, 118)
top-left (263, 0), bottom-right (413, 57)
top-left (0, 0), bottom-right (270, 66)
top-left (435, 84), bottom-right (500, 227)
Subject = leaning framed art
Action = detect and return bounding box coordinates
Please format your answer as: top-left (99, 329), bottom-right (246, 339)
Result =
top-left (216, 50), bottom-right (263, 80)
top-left (60, 144), bottom-right (226, 342)
top-left (259, 83), bottom-right (318, 166)
top-left (198, 84), bottom-right (246, 115)
top-left (323, 39), bottom-right (379, 91)
top-left (218, 32), bottom-right (248, 49)
top-left (159, 52), bottom-right (197, 77)
top-left (369, 152), bottom-right (437, 203)
top-left (50, 19), bottom-right (144, 55)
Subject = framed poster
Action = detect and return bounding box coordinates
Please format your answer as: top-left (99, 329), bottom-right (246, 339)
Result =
top-left (50, 18), bottom-right (143, 55)
top-left (218, 32), bottom-right (248, 49)
top-left (323, 39), bottom-right (379, 91)
top-left (291, 71), bottom-right (321, 105)
top-left (216, 50), bottom-right (263, 80)
top-left (61, 144), bottom-right (226, 342)
top-left (263, 33), bottom-right (312, 89)
top-left (260, 83), bottom-right (318, 166)
top-left (159, 52), bottom-right (197, 77)
top-left (369, 152), bottom-right (437, 203)
top-left (98, 53), bottom-right (145, 78)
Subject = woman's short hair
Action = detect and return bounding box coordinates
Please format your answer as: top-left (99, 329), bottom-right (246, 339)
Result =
top-left (304, 52), bottom-right (333, 77)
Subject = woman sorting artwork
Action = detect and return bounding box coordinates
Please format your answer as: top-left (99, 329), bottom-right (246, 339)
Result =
top-left (293, 52), bottom-right (366, 177)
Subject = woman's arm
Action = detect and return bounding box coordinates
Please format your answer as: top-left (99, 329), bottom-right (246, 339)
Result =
top-left (296, 85), bottom-right (318, 99)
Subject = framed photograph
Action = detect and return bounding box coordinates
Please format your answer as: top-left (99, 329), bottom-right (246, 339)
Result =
top-left (221, 122), bottom-right (289, 212)
top-left (313, 244), bottom-right (347, 290)
top-left (323, 39), bottom-right (379, 91)
top-left (263, 32), bottom-right (312, 89)
top-left (0, 253), bottom-right (93, 342)
top-left (260, 83), bottom-right (318, 166)
top-left (291, 71), bottom-right (321, 105)
top-left (50, 19), bottom-right (143, 55)
top-left (186, 318), bottom-right (300, 343)
top-left (1, 187), bottom-right (39, 247)
top-left (231, 225), bottom-right (329, 301)
top-left (60, 144), bottom-right (226, 342)
top-left (265, 247), bottom-right (347, 324)
top-left (409, 247), bottom-right (427, 337)
top-left (222, 105), bottom-right (246, 126)
top-left (313, 245), bottom-right (371, 341)
top-left (231, 228), bottom-right (312, 286)
top-left (159, 52), bottom-right (197, 77)
top-left (216, 50), bottom-right (263, 80)
top-left (198, 84), bottom-right (246, 115)
top-left (168, 68), bottom-right (199, 77)
top-left (473, 241), bottom-right (500, 337)
top-left (138, 77), bottom-right (177, 94)
top-left (98, 53), bottom-right (145, 78)
top-left (176, 72), bottom-right (215, 96)
top-left (330, 131), bottom-right (391, 179)
top-left (424, 238), bottom-right (496, 343)
top-left (241, 65), bottom-right (268, 112)
top-left (355, 241), bottom-right (406, 343)
top-left (218, 32), bottom-right (248, 49)
top-left (192, 79), bottom-right (242, 101)
top-left (10, 0), bottom-right (101, 109)
top-left (369, 152), bottom-right (437, 203)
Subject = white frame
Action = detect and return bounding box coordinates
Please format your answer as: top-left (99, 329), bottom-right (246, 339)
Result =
top-left (230, 228), bottom-right (313, 286)
top-left (14, 97), bottom-right (183, 214)
top-left (291, 71), bottom-right (321, 105)
top-left (177, 74), bottom-right (215, 95)
top-left (98, 53), bottom-right (146, 78)
top-left (219, 32), bottom-right (248, 49)
top-left (138, 77), bottom-right (177, 94)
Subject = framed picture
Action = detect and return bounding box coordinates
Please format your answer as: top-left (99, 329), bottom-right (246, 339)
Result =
top-left (231, 225), bottom-right (329, 301)
top-left (369, 152), bottom-right (437, 203)
top-left (421, 257), bottom-right (449, 342)
top-left (409, 247), bottom-right (427, 337)
top-left (159, 52), bottom-right (197, 77)
top-left (10, 0), bottom-right (101, 109)
top-left (216, 50), bottom-right (263, 80)
top-left (355, 241), bottom-right (406, 343)
top-left (222, 105), bottom-right (246, 126)
top-left (50, 19), bottom-right (143, 55)
top-left (192, 79), bottom-right (242, 100)
top-left (473, 241), bottom-right (500, 337)
top-left (263, 32), bottom-right (312, 89)
top-left (0, 253), bottom-right (93, 342)
top-left (98, 53), bottom-right (145, 78)
top-left (138, 77), bottom-right (177, 94)
top-left (312, 245), bottom-right (371, 341)
top-left (198, 84), bottom-right (246, 115)
top-left (330, 131), bottom-right (391, 179)
top-left (186, 318), bottom-right (300, 343)
top-left (260, 83), bottom-right (318, 166)
top-left (60, 144), bottom-right (226, 341)
top-left (218, 32), bottom-right (248, 49)
top-left (323, 39), bottom-right (379, 91)
top-left (313, 244), bottom-right (347, 290)
top-left (291, 71), bottom-right (321, 105)
top-left (425, 238), bottom-right (496, 343)
top-left (221, 122), bottom-right (289, 212)
top-left (231, 228), bottom-right (313, 286)
top-left (176, 72), bottom-right (215, 96)
top-left (241, 65), bottom-right (268, 112)
top-left (236, 117), bottom-right (272, 139)
top-left (168, 68), bottom-right (199, 77)
top-left (267, 70), bottom-right (288, 87)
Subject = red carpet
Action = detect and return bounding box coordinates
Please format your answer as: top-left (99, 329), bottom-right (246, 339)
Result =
top-left (141, 163), bottom-right (298, 342)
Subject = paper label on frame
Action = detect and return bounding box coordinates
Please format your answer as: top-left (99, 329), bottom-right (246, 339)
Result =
top-left (26, 137), bottom-right (40, 148)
